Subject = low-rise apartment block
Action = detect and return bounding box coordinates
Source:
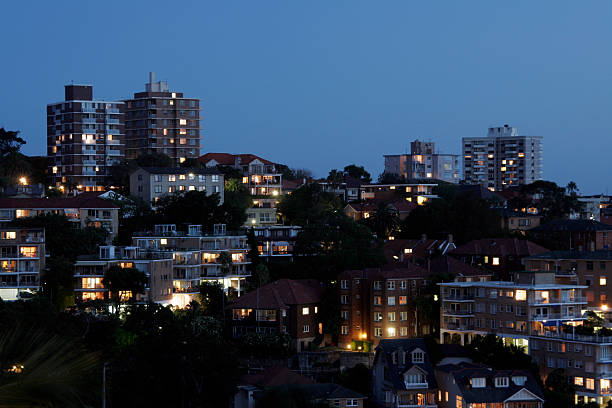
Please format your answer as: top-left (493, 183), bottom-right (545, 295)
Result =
top-left (132, 224), bottom-right (250, 307)
top-left (199, 153), bottom-right (283, 196)
top-left (384, 139), bottom-right (461, 183)
top-left (0, 228), bottom-right (45, 301)
top-left (338, 265), bottom-right (432, 350)
top-left (229, 279), bottom-right (323, 352)
top-left (0, 196), bottom-right (119, 242)
top-left (129, 167), bottom-right (224, 205)
top-left (251, 225), bottom-right (301, 260)
top-left (529, 219), bottom-right (612, 251)
top-left (74, 245), bottom-right (173, 304)
top-left (361, 183), bottom-right (437, 205)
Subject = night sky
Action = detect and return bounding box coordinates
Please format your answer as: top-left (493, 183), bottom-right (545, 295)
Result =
top-left (1, 1), bottom-right (611, 194)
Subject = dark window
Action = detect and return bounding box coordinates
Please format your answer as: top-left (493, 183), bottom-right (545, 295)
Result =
top-left (587, 262), bottom-right (594, 271)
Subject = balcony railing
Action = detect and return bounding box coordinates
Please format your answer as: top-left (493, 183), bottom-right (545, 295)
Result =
top-left (535, 331), bottom-right (612, 344)
top-left (442, 310), bottom-right (474, 316)
top-left (442, 294), bottom-right (474, 301)
top-left (444, 323), bottom-right (475, 331)
top-left (530, 312), bottom-right (584, 321)
top-left (529, 296), bottom-right (587, 305)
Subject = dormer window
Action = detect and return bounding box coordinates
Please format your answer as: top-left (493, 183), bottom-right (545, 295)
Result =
top-left (412, 350), bottom-right (424, 363)
top-left (470, 377), bottom-right (485, 388)
top-left (512, 376), bottom-right (527, 386)
top-left (495, 377), bottom-right (509, 388)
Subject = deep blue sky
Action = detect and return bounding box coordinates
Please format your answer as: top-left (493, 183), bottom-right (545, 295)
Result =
top-left (1, 1), bottom-right (611, 194)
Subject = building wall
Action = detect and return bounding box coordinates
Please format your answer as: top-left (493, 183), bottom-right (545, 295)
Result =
top-left (0, 228), bottom-right (45, 301)
top-left (47, 85), bottom-right (125, 191)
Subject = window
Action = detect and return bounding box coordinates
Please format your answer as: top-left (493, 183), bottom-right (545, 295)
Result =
top-left (412, 351), bottom-right (424, 363)
top-left (586, 378), bottom-right (595, 390)
top-left (179, 174), bottom-right (186, 180)
top-left (374, 312), bottom-right (382, 322)
top-left (515, 290), bottom-right (527, 301)
top-left (387, 281), bottom-right (395, 290)
top-left (302, 307), bottom-right (309, 315)
top-left (341, 310), bottom-right (349, 320)
top-left (388, 312), bottom-right (396, 322)
top-left (341, 295), bottom-right (348, 304)
top-left (341, 325), bottom-right (349, 335)
top-left (400, 327), bottom-right (408, 336)
top-left (19, 247), bottom-right (37, 258)
top-left (374, 296), bottom-right (382, 305)
top-left (492, 257), bottom-right (500, 266)
top-left (387, 327), bottom-right (396, 337)
top-left (574, 377), bottom-right (584, 386)
top-left (314, 306), bottom-right (318, 314)
top-left (512, 376), bottom-right (527, 386)
top-left (387, 296), bottom-right (395, 306)
top-left (399, 296), bottom-right (407, 305)
top-left (456, 395), bottom-right (463, 408)
top-left (212, 175), bottom-right (220, 183)
top-left (154, 185), bottom-right (162, 193)
top-left (345, 399), bottom-right (358, 407)
top-left (303, 325), bottom-right (310, 333)
top-left (168, 175), bottom-right (176, 182)
top-left (0, 231), bottom-right (16, 240)
top-left (255, 310), bottom-right (276, 321)
top-left (374, 328), bottom-right (382, 337)
top-left (601, 277), bottom-right (607, 286)
top-left (373, 281), bottom-right (382, 290)
top-left (587, 261), bottom-right (594, 271)
top-left (400, 311), bottom-right (408, 321)
top-left (495, 377), bottom-right (509, 387)
top-left (471, 377), bottom-right (485, 388)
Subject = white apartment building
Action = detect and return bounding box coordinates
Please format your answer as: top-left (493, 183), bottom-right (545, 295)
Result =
top-left (384, 140), bottom-right (461, 183)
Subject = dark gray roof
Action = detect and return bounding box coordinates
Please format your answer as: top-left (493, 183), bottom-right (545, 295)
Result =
top-left (375, 338), bottom-right (438, 390)
top-left (531, 219), bottom-right (612, 232)
top-left (136, 167), bottom-right (223, 175)
top-left (526, 250), bottom-right (612, 261)
top-left (436, 362), bottom-right (544, 404)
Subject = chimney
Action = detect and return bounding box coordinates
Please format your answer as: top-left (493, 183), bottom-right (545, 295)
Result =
top-left (448, 234), bottom-right (453, 244)
top-left (149, 71), bottom-right (155, 85)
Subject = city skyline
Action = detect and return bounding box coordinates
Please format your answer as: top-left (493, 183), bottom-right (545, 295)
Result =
top-left (1, 1), bottom-right (611, 194)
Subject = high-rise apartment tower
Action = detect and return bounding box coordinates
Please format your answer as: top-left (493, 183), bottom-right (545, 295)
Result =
top-left (47, 85), bottom-right (125, 191)
top-left (462, 125), bottom-right (543, 191)
top-left (124, 73), bottom-right (201, 164)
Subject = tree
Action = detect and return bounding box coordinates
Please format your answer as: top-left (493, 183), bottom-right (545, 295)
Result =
top-left (378, 172), bottom-right (406, 184)
top-left (543, 368), bottom-right (574, 408)
top-left (508, 180), bottom-right (581, 222)
top-left (343, 164), bottom-right (371, 183)
top-left (135, 152), bottom-right (174, 168)
top-left (217, 251), bottom-right (232, 275)
top-left (276, 184), bottom-right (342, 225)
top-left (199, 281), bottom-right (227, 319)
top-left (221, 179), bottom-right (251, 230)
top-left (367, 201), bottom-right (400, 238)
top-left (327, 169), bottom-right (344, 183)
top-left (102, 265), bottom-right (148, 307)
top-left (566, 181), bottom-right (578, 196)
top-left (0, 128), bottom-right (26, 157)
top-left (156, 190), bottom-right (224, 230)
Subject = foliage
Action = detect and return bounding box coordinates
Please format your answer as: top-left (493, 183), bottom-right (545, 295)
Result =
top-left (378, 172), bottom-right (406, 184)
top-left (245, 263), bottom-right (272, 292)
top-left (583, 310), bottom-right (605, 329)
top-left (508, 180), bottom-right (581, 222)
top-left (277, 184), bottom-right (343, 225)
top-left (156, 190), bottom-right (224, 230)
top-left (239, 331), bottom-right (292, 357)
top-left (199, 281), bottom-right (228, 320)
top-left (221, 179), bottom-right (251, 230)
top-left (215, 164), bottom-right (243, 180)
top-left (466, 335), bottom-right (533, 370)
top-left (398, 192), bottom-right (504, 244)
top-left (543, 368), bottom-right (574, 408)
top-left (135, 152), bottom-right (174, 168)
top-left (0, 128), bottom-right (26, 157)
top-left (343, 164), bottom-right (371, 183)
top-left (277, 164), bottom-right (312, 181)
top-left (102, 265), bottom-right (148, 305)
top-left (365, 201), bottom-right (400, 238)
top-left (256, 386), bottom-right (314, 408)
top-left (336, 363), bottom-right (371, 396)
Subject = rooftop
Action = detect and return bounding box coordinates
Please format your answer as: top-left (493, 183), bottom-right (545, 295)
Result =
top-left (0, 196), bottom-right (119, 209)
top-left (229, 279), bottom-right (323, 310)
top-left (135, 167), bottom-right (223, 175)
top-left (526, 250), bottom-right (612, 261)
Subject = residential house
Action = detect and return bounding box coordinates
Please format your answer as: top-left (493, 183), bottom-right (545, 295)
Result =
top-left (0, 196), bottom-right (119, 242)
top-left (497, 209), bottom-right (542, 232)
top-left (0, 228), bottom-right (45, 301)
top-left (132, 224), bottom-right (250, 307)
top-left (361, 183), bottom-right (438, 205)
top-left (74, 245), bottom-right (173, 304)
top-left (251, 225), bottom-right (301, 261)
top-left (435, 362), bottom-right (544, 408)
top-left (229, 279), bottom-right (323, 352)
top-left (372, 338), bottom-right (438, 408)
top-left (344, 199), bottom-right (417, 223)
top-left (449, 238), bottom-right (549, 280)
top-left (199, 153), bottom-right (283, 196)
top-left (383, 236), bottom-right (456, 266)
top-left (129, 167), bottom-right (224, 205)
top-left (338, 265), bottom-right (432, 350)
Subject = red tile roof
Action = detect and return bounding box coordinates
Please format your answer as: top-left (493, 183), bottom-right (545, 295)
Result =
top-left (429, 256), bottom-right (491, 277)
top-left (0, 196), bottom-right (119, 209)
top-left (230, 279), bottom-right (323, 309)
top-left (198, 152), bottom-right (276, 166)
top-left (451, 238), bottom-right (548, 257)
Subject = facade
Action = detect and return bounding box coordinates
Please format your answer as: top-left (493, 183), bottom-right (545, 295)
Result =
top-left (251, 225), bottom-right (301, 260)
top-left (246, 197), bottom-right (279, 226)
top-left (129, 167), bottom-right (224, 205)
top-left (338, 265), bottom-right (432, 349)
top-left (229, 279), bottom-right (323, 351)
top-left (529, 219), bottom-right (612, 251)
top-left (199, 153), bottom-right (282, 196)
top-left (344, 200), bottom-right (417, 223)
top-left (384, 140), bottom-right (461, 183)
top-left (439, 271), bottom-right (587, 347)
top-left (47, 84), bottom-right (125, 191)
top-left (372, 338), bottom-right (438, 408)
top-left (525, 251), bottom-right (612, 312)
top-left (361, 183), bottom-right (438, 204)
top-left (384, 237), bottom-right (457, 266)
top-left (124, 72), bottom-right (201, 164)
top-left (449, 238), bottom-right (549, 280)
top-left (498, 209), bottom-right (542, 232)
top-left (435, 362), bottom-right (544, 408)
top-left (0, 196), bottom-right (119, 243)
top-left (74, 245), bottom-right (173, 304)
top-left (463, 125), bottom-right (543, 191)
top-left (132, 224), bottom-right (250, 307)
top-left (0, 228), bottom-right (45, 301)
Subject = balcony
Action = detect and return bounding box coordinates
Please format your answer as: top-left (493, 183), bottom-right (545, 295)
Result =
top-left (530, 312), bottom-right (584, 321)
top-left (403, 382), bottom-right (429, 389)
top-left (529, 296), bottom-right (587, 305)
top-left (442, 310), bottom-right (474, 316)
top-left (444, 323), bottom-right (475, 331)
top-left (396, 404), bottom-right (437, 408)
top-left (442, 294), bottom-right (474, 301)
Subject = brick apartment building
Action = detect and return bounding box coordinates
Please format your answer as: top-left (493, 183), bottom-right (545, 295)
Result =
top-left (229, 279), bottom-right (323, 352)
top-left (124, 72), bottom-right (201, 164)
top-left (338, 265), bottom-right (433, 349)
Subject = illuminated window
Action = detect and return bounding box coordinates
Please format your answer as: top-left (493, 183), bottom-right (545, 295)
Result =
top-left (179, 174), bottom-right (186, 180)
top-left (601, 277), bottom-right (607, 286)
top-left (404, 248), bottom-right (412, 254)
top-left (387, 327), bottom-right (396, 337)
top-left (16, 209), bottom-right (29, 218)
top-left (179, 157), bottom-right (186, 163)
top-left (168, 175), bottom-right (176, 182)
top-left (0, 231), bottom-right (16, 240)
top-left (179, 119), bottom-right (187, 125)
top-left (188, 186), bottom-right (195, 191)
top-left (180, 138), bottom-right (187, 145)
top-left (19, 247), bottom-right (38, 258)
top-left (586, 378), bottom-right (595, 390)
top-left (302, 307), bottom-right (309, 315)
top-left (179, 129), bottom-right (187, 135)
top-left (492, 257), bottom-right (500, 266)
top-left (484, 256), bottom-right (489, 263)
top-left (399, 296), bottom-right (407, 305)
top-left (160, 239), bottom-right (167, 245)
top-left (515, 290), bottom-right (527, 301)
top-left (52, 166), bottom-right (58, 174)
